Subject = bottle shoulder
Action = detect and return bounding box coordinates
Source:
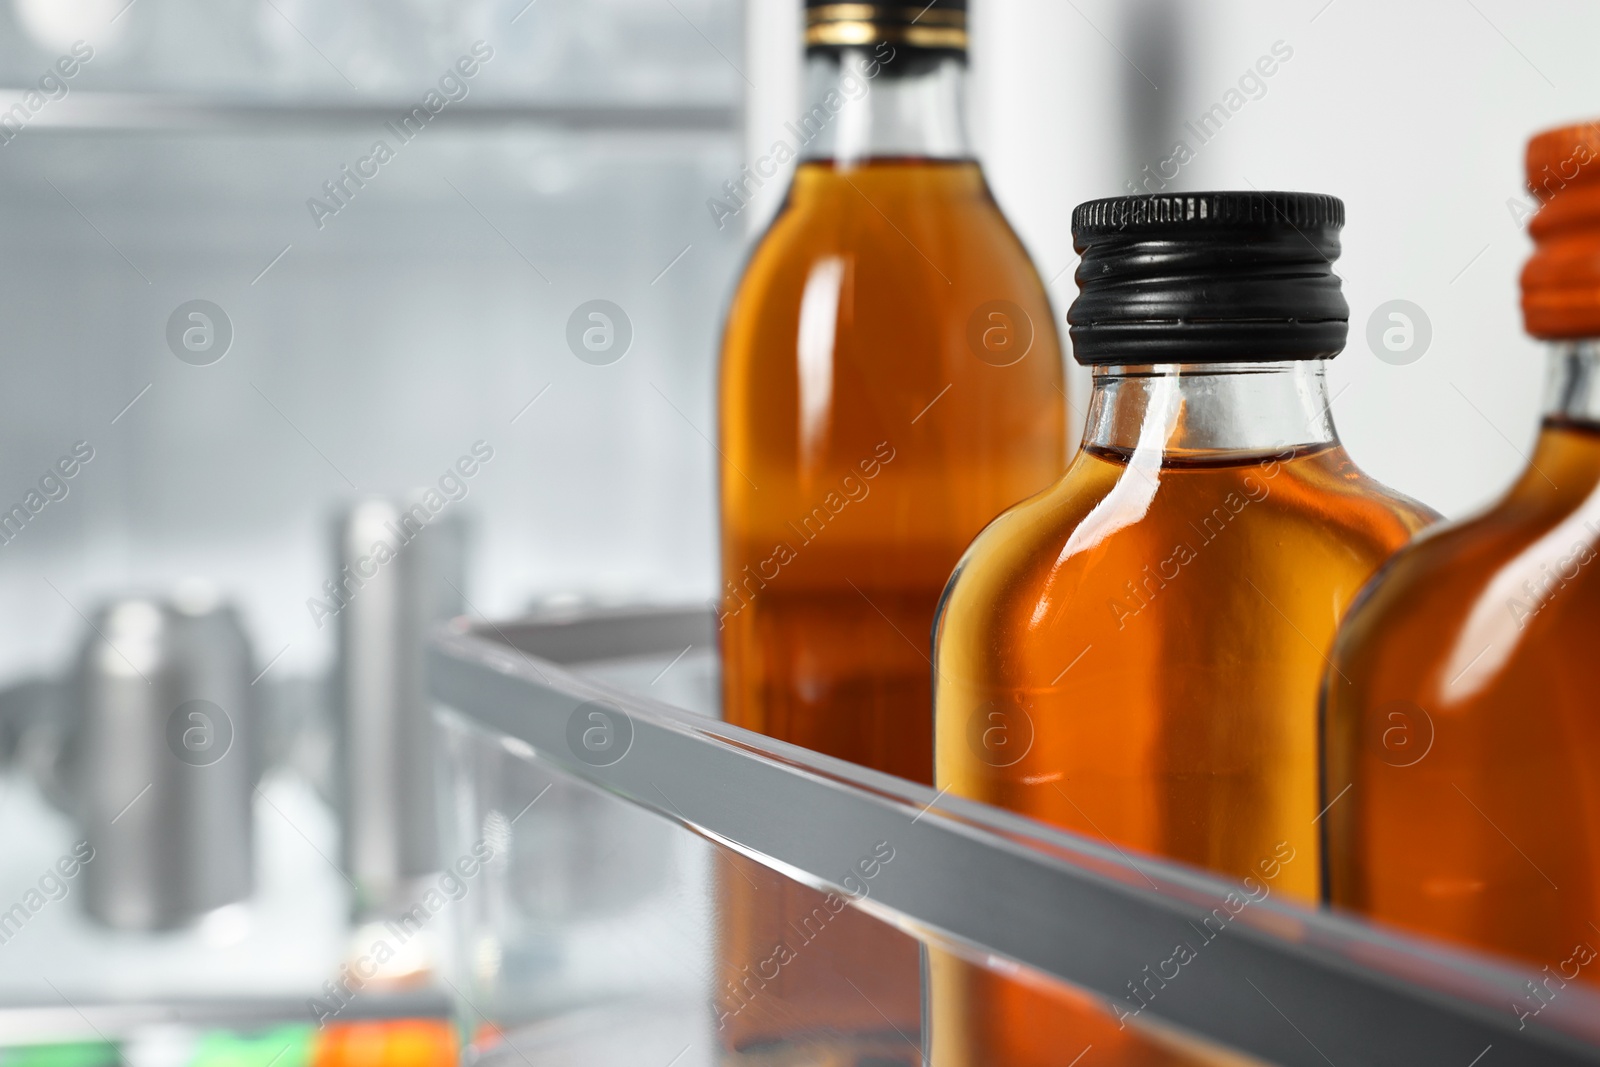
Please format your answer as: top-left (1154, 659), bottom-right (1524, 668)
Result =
top-left (718, 159), bottom-right (1066, 425)
top-left (730, 162), bottom-right (1033, 294)
top-left (1329, 474), bottom-right (1600, 695)
top-left (936, 444), bottom-right (1437, 645)
top-left (954, 445), bottom-right (1426, 576)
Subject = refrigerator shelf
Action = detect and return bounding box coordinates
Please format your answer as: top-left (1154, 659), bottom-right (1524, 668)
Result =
top-left (429, 606), bottom-right (1600, 1066)
top-left (0, 92), bottom-right (738, 133)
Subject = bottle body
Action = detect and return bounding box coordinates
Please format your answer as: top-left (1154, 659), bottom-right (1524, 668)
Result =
top-left (934, 363), bottom-right (1435, 892)
top-left (1324, 342), bottom-right (1600, 985)
top-left (716, 44), bottom-right (1065, 1056)
top-left (719, 157), bottom-right (1065, 781)
top-left (929, 362), bottom-right (1435, 1063)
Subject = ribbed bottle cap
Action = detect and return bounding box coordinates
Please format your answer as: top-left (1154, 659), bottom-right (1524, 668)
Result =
top-left (1522, 118), bottom-right (1600, 339)
top-left (1068, 191), bottom-right (1349, 366)
top-left (804, 2), bottom-right (968, 52)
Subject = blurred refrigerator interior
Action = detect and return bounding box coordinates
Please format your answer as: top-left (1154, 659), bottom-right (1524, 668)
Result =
top-left (0, 0), bottom-right (743, 1017)
top-left (0, 0), bottom-right (1598, 1055)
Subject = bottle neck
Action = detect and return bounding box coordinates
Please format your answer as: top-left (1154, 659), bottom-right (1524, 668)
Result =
top-left (798, 49), bottom-right (971, 165)
top-left (1542, 340), bottom-right (1600, 425)
top-left (1083, 362), bottom-right (1338, 462)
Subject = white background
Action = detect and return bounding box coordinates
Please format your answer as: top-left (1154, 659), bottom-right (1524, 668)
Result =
top-left (750, 0), bottom-right (1600, 520)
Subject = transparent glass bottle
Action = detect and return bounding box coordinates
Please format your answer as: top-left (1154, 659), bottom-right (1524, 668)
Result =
top-left (715, 2), bottom-right (1066, 1056)
top-left (935, 359), bottom-right (1435, 894)
top-left (717, 1), bottom-right (1066, 786)
top-left (930, 193), bottom-right (1437, 1064)
top-left (1324, 121), bottom-right (1600, 992)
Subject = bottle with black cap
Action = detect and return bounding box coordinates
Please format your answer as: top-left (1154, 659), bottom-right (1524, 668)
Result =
top-left (715, 3), bottom-right (1065, 1058)
top-left (934, 190), bottom-right (1437, 898)
top-left (927, 191), bottom-right (1437, 1058)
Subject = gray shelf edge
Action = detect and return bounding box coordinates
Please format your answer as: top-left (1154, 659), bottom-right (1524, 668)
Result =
top-left (0, 92), bottom-right (739, 133)
top-left (428, 610), bottom-right (1600, 1066)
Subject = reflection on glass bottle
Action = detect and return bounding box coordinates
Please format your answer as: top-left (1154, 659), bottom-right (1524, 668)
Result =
top-left (1324, 121), bottom-right (1600, 987)
top-left (715, 0), bottom-right (1065, 1057)
top-left (930, 193), bottom-right (1437, 1062)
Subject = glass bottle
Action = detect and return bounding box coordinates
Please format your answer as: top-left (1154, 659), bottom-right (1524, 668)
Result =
top-left (1324, 120), bottom-right (1600, 992)
top-left (714, 2), bottom-right (1065, 1058)
top-left (717, 0), bottom-right (1066, 786)
top-left (930, 192), bottom-right (1437, 1064)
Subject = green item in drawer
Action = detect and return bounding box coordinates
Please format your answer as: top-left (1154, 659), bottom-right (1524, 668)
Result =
top-left (190, 1026), bottom-right (314, 1067)
top-left (0, 1042), bottom-right (118, 1067)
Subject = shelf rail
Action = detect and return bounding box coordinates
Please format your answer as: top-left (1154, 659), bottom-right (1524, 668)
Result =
top-left (0, 92), bottom-right (738, 133)
top-left (430, 607), bottom-right (1600, 1067)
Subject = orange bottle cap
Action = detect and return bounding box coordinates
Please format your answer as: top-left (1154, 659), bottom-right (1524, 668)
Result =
top-left (1522, 118), bottom-right (1600, 338)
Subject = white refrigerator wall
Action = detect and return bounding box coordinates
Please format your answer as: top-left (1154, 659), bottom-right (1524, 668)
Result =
top-left (967, 0), bottom-right (1600, 519)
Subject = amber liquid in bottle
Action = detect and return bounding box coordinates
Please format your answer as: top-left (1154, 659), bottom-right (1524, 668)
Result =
top-left (719, 157), bottom-right (1065, 781)
top-left (931, 363), bottom-right (1435, 1064)
top-left (1324, 343), bottom-right (1600, 983)
top-left (716, 46), bottom-right (1065, 1057)
top-left (927, 949), bottom-right (1270, 1067)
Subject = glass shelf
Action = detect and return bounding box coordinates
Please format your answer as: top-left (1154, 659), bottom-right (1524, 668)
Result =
top-left (0, 93), bottom-right (737, 133)
top-left (428, 607), bottom-right (1600, 1066)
